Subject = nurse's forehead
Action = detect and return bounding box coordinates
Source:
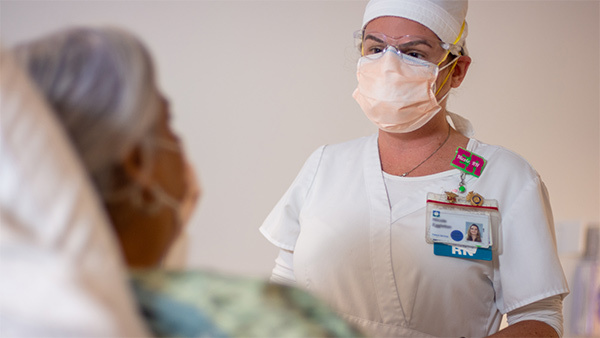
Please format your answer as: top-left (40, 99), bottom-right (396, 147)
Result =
top-left (364, 16), bottom-right (439, 40)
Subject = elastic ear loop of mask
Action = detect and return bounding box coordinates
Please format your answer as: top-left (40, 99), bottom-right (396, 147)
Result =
top-left (435, 21), bottom-right (466, 95)
top-left (151, 139), bottom-right (185, 267)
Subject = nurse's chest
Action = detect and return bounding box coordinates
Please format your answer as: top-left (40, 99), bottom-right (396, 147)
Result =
top-left (294, 177), bottom-right (494, 293)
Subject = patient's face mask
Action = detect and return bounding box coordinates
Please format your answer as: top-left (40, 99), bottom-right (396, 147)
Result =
top-left (352, 33), bottom-right (460, 133)
top-left (150, 138), bottom-right (200, 230)
top-left (142, 137), bottom-right (200, 266)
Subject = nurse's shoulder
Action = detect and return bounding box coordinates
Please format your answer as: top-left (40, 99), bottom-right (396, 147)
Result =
top-left (469, 138), bottom-right (546, 210)
top-left (470, 139), bottom-right (541, 181)
top-left (319, 134), bottom-right (376, 162)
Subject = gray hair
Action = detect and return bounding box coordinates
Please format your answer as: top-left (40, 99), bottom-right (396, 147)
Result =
top-left (14, 27), bottom-right (161, 198)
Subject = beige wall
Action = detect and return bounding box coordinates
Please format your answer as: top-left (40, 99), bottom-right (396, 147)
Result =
top-left (2, 1), bottom-right (598, 279)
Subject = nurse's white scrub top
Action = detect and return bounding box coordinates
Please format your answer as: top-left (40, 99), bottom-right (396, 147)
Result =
top-left (260, 134), bottom-right (569, 338)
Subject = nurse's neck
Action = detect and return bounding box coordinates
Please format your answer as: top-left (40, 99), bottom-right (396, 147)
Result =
top-left (377, 110), bottom-right (469, 177)
top-left (378, 111), bottom-right (452, 152)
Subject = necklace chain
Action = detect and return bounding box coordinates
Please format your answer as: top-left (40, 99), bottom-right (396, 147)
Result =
top-left (401, 127), bottom-right (451, 177)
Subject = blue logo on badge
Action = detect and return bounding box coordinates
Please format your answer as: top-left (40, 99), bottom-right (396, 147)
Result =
top-left (433, 210), bottom-right (440, 217)
top-left (451, 230), bottom-right (464, 241)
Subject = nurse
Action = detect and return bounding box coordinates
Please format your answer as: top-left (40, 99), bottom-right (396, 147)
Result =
top-left (260, 0), bottom-right (569, 337)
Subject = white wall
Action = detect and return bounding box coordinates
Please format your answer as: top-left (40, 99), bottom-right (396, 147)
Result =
top-left (2, 0), bottom-right (598, 281)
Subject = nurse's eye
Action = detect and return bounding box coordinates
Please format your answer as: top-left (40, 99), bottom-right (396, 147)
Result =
top-left (402, 49), bottom-right (427, 60)
top-left (367, 46), bottom-right (384, 55)
top-left (362, 38), bottom-right (387, 55)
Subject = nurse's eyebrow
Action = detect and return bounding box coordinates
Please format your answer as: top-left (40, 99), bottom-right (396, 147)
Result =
top-left (363, 34), bottom-right (435, 49)
top-left (364, 34), bottom-right (385, 43)
top-left (399, 39), bottom-right (434, 48)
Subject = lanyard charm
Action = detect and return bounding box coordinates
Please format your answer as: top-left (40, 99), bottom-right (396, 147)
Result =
top-left (451, 147), bottom-right (487, 178)
top-left (450, 147), bottom-right (487, 195)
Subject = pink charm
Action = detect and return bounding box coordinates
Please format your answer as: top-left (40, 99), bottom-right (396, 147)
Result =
top-left (451, 147), bottom-right (487, 178)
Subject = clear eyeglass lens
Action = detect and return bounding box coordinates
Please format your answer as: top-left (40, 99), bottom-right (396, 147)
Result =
top-left (363, 47), bottom-right (428, 67)
top-left (357, 31), bottom-right (452, 64)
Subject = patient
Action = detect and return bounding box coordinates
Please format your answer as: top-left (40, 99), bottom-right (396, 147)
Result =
top-left (1, 45), bottom-right (147, 337)
top-left (14, 27), bottom-right (198, 268)
top-left (13, 27), bottom-right (362, 337)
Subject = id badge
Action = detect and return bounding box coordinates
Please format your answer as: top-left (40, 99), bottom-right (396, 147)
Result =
top-left (426, 192), bottom-right (500, 259)
top-left (433, 243), bottom-right (493, 261)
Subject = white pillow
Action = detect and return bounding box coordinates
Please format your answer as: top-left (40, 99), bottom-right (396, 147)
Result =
top-left (0, 46), bottom-right (148, 337)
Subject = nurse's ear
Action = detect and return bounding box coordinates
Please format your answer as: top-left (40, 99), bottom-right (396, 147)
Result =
top-left (451, 55), bottom-right (472, 88)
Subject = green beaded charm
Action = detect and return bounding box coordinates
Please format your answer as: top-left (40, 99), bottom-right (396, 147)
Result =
top-left (459, 185), bottom-right (466, 193)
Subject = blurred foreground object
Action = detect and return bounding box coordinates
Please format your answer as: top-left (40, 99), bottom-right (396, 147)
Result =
top-left (569, 225), bottom-right (600, 336)
top-left (0, 46), bottom-right (147, 336)
top-left (132, 270), bottom-right (364, 337)
top-left (7, 26), bottom-right (363, 337)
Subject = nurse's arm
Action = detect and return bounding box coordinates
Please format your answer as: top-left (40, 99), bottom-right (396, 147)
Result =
top-left (270, 249), bottom-right (297, 286)
top-left (487, 320), bottom-right (558, 338)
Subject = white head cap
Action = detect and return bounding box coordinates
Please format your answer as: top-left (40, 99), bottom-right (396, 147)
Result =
top-left (362, 0), bottom-right (469, 55)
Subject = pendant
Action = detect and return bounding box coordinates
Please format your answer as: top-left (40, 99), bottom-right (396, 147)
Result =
top-left (445, 191), bottom-right (458, 203)
top-left (452, 173), bottom-right (467, 194)
top-left (466, 191), bottom-right (484, 206)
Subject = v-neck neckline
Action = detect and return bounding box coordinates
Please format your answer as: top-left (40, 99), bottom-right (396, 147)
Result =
top-left (368, 135), bottom-right (478, 221)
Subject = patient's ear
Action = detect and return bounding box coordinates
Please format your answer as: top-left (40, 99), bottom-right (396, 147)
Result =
top-left (121, 146), bottom-right (151, 188)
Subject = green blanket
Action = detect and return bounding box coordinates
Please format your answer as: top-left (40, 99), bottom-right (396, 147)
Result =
top-left (131, 270), bottom-right (363, 337)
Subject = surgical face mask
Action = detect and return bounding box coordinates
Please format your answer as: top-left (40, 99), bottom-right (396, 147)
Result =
top-left (146, 139), bottom-right (200, 265)
top-left (150, 138), bottom-right (200, 230)
top-left (352, 46), bottom-right (458, 133)
top-left (118, 137), bottom-right (198, 245)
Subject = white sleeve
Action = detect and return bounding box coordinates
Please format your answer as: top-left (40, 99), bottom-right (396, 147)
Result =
top-left (494, 175), bottom-right (569, 313)
top-left (260, 146), bottom-right (325, 251)
top-left (270, 249), bottom-right (297, 286)
top-left (506, 294), bottom-right (564, 337)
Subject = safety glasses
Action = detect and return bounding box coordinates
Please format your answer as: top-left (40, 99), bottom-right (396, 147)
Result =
top-left (354, 30), bottom-right (462, 65)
